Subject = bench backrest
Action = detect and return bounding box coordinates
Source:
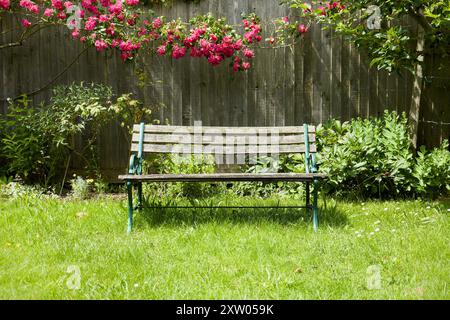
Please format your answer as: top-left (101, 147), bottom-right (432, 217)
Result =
top-left (130, 124), bottom-right (317, 168)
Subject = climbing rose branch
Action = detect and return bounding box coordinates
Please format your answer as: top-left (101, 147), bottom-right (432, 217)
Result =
top-left (0, 0), bottom-right (266, 71)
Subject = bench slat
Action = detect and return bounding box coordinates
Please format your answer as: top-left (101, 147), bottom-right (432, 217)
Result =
top-left (118, 172), bottom-right (326, 182)
top-left (133, 125), bottom-right (315, 134)
top-left (131, 133), bottom-right (316, 145)
top-left (131, 143), bottom-right (316, 154)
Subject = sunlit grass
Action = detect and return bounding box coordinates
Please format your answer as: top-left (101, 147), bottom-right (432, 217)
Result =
top-left (0, 195), bottom-right (449, 299)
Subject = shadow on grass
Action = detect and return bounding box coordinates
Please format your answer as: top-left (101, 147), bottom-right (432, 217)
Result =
top-left (137, 197), bottom-right (348, 228)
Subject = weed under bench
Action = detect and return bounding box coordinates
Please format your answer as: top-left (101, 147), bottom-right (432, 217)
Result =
top-left (118, 123), bottom-right (326, 233)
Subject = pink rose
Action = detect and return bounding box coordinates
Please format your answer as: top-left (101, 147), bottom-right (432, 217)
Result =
top-left (209, 34), bottom-right (217, 42)
top-left (208, 54), bottom-right (223, 66)
top-left (64, 1), bottom-right (73, 9)
top-left (233, 62), bottom-right (240, 72)
top-left (233, 39), bottom-right (243, 51)
top-left (44, 8), bottom-right (54, 17)
top-left (156, 45), bottom-right (166, 55)
top-left (57, 11), bottom-right (67, 20)
top-left (171, 45), bottom-right (186, 59)
top-left (21, 19), bottom-right (31, 28)
top-left (71, 28), bottom-right (80, 39)
top-left (95, 40), bottom-right (108, 52)
top-left (51, 0), bottom-right (63, 10)
top-left (0, 0), bottom-right (10, 10)
top-left (152, 17), bottom-right (162, 29)
top-left (125, 0), bottom-right (139, 5)
top-left (84, 17), bottom-right (98, 31)
top-left (297, 24), bottom-right (308, 34)
top-left (243, 48), bottom-right (254, 59)
top-left (242, 61), bottom-right (251, 70)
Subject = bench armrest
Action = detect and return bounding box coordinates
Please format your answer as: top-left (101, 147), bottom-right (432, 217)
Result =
top-left (128, 154), bottom-right (143, 175)
top-left (309, 154), bottom-right (319, 174)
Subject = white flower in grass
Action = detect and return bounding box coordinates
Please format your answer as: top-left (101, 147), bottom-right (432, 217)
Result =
top-left (426, 206), bottom-right (431, 209)
top-left (134, 283), bottom-right (139, 288)
top-left (391, 229), bottom-right (396, 233)
top-left (369, 232), bottom-right (375, 237)
top-left (384, 208), bottom-right (388, 211)
top-left (374, 220), bottom-right (381, 225)
top-left (375, 228), bottom-right (380, 232)
top-left (447, 208), bottom-right (450, 212)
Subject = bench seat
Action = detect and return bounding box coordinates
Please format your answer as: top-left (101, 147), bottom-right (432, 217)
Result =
top-left (118, 173), bottom-right (327, 182)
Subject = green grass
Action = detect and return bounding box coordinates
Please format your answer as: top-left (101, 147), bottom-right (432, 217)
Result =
top-left (0, 194), bottom-right (449, 299)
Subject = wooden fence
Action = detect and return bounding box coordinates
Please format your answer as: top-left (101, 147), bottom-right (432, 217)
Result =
top-left (1, 0), bottom-right (449, 181)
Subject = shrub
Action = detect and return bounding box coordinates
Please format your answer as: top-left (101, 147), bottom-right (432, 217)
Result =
top-left (0, 83), bottom-right (155, 187)
top-left (317, 111), bottom-right (449, 199)
top-left (0, 177), bottom-right (55, 200)
top-left (414, 141), bottom-right (450, 198)
top-left (0, 95), bottom-right (72, 185)
top-left (70, 176), bottom-right (93, 200)
top-left (235, 111), bottom-right (449, 200)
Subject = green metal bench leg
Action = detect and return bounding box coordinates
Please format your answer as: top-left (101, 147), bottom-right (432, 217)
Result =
top-left (137, 182), bottom-right (143, 210)
top-left (305, 182), bottom-right (310, 207)
top-left (127, 181), bottom-right (134, 233)
top-left (312, 179), bottom-right (318, 232)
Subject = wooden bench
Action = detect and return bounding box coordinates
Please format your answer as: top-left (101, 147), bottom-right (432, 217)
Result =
top-left (118, 123), bottom-right (326, 233)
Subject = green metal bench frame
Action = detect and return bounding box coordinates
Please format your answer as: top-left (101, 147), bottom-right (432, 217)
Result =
top-left (119, 123), bottom-right (326, 233)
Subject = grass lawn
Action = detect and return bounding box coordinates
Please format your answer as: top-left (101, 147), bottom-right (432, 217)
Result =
top-left (0, 194), bottom-right (449, 299)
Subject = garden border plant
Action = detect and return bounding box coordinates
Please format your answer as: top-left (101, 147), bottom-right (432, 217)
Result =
top-left (0, 82), bottom-right (158, 188)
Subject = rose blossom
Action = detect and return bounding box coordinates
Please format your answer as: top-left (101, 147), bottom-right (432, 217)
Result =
top-left (21, 19), bottom-right (31, 28)
top-left (0, 0), bottom-right (10, 10)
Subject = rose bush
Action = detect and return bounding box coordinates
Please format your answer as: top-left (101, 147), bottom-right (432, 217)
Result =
top-left (0, 0), bottom-right (267, 71)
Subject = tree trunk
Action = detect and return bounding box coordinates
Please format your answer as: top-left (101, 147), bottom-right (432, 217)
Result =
top-left (409, 11), bottom-right (426, 150)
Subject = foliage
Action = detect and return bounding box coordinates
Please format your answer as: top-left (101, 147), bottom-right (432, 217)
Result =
top-left (142, 154), bottom-right (225, 199)
top-left (414, 141), bottom-right (450, 197)
top-left (70, 175), bottom-right (93, 199)
top-left (270, 15), bottom-right (310, 45)
top-left (283, 0), bottom-right (450, 73)
top-left (316, 111), bottom-right (415, 198)
top-left (0, 177), bottom-right (56, 199)
top-left (93, 177), bottom-right (109, 194)
top-left (0, 83), bottom-right (153, 186)
top-left (0, 95), bottom-right (75, 185)
top-left (233, 155), bottom-right (307, 199)
top-left (234, 111), bottom-right (449, 199)
top-left (316, 111), bottom-right (449, 198)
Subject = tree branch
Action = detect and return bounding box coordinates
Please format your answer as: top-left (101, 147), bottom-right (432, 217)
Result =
top-left (0, 23), bottom-right (54, 50)
top-left (411, 8), bottom-right (433, 32)
top-left (0, 41), bottom-right (23, 49)
top-left (0, 47), bottom-right (89, 102)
